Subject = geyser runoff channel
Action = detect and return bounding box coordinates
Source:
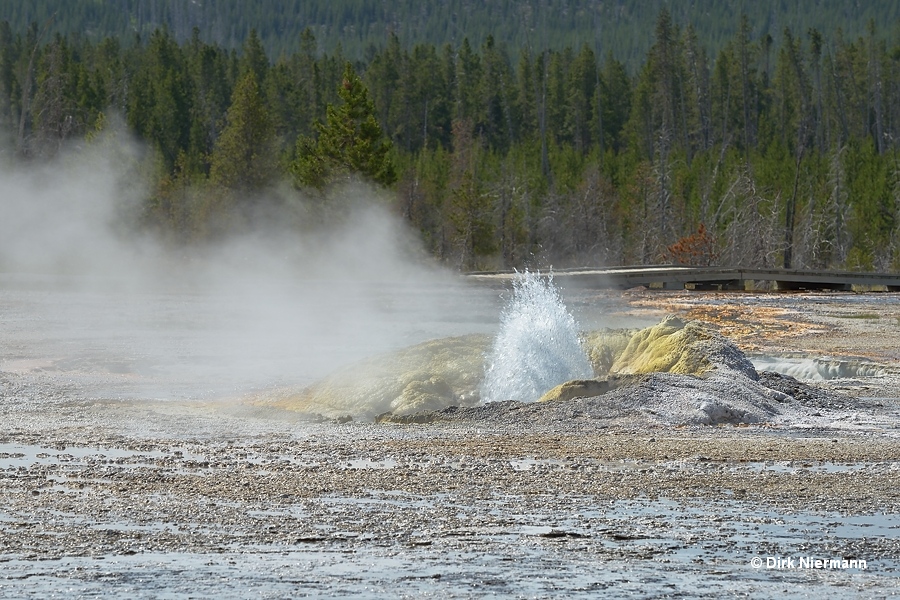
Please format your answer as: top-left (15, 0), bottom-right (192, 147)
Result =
top-left (481, 271), bottom-right (593, 403)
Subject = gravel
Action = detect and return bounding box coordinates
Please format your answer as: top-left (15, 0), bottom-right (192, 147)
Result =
top-left (2, 288), bottom-right (900, 597)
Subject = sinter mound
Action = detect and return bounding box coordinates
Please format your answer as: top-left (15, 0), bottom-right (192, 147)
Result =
top-left (260, 334), bottom-right (491, 421)
top-left (257, 316), bottom-right (849, 426)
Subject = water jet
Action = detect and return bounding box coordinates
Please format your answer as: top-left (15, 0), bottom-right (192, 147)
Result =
top-left (480, 271), bottom-right (594, 404)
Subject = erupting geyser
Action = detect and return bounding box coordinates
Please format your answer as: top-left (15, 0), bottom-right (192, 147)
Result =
top-left (481, 271), bottom-right (593, 403)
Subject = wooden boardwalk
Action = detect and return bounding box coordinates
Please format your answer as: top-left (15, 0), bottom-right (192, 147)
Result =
top-left (468, 266), bottom-right (900, 292)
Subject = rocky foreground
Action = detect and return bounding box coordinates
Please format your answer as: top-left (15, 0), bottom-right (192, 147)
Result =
top-left (2, 370), bottom-right (900, 597)
top-left (2, 290), bottom-right (900, 597)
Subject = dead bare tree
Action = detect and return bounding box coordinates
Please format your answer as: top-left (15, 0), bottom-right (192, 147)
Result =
top-left (31, 39), bottom-right (80, 157)
top-left (825, 144), bottom-right (851, 266)
top-left (879, 154), bottom-right (900, 271)
top-left (717, 164), bottom-right (783, 268)
top-left (16, 13), bottom-right (56, 157)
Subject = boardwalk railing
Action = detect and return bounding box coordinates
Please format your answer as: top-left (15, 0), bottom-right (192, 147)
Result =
top-left (467, 266), bottom-right (900, 292)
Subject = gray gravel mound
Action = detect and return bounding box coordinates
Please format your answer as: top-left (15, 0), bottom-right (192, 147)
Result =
top-left (403, 370), bottom-right (853, 428)
top-left (379, 354), bottom-right (863, 428)
top-left (757, 371), bottom-right (861, 411)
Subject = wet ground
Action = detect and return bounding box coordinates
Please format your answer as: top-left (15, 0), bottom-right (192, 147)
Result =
top-left (1, 413), bottom-right (899, 599)
top-left (2, 277), bottom-right (900, 598)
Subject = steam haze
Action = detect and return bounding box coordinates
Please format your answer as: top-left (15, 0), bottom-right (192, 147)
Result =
top-left (0, 133), bottom-right (495, 401)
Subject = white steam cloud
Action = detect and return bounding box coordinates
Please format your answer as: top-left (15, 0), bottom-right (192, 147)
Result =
top-left (0, 132), bottom-right (493, 401)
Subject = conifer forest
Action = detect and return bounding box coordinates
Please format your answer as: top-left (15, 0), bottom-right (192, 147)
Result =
top-left (3, 2), bottom-right (900, 272)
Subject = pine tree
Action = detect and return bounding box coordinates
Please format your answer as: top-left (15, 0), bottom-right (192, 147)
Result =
top-left (598, 53), bottom-right (632, 154)
top-left (127, 29), bottom-right (193, 170)
top-left (208, 70), bottom-right (276, 191)
top-left (566, 43), bottom-right (597, 154)
top-left (239, 28), bottom-right (268, 85)
top-left (292, 62), bottom-right (396, 189)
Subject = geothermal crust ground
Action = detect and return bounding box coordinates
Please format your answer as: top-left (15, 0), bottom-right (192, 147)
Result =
top-left (2, 289), bottom-right (900, 598)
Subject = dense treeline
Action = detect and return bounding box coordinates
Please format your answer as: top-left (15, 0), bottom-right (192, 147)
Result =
top-left (3, 11), bottom-right (900, 272)
top-left (8, 1), bottom-right (900, 73)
